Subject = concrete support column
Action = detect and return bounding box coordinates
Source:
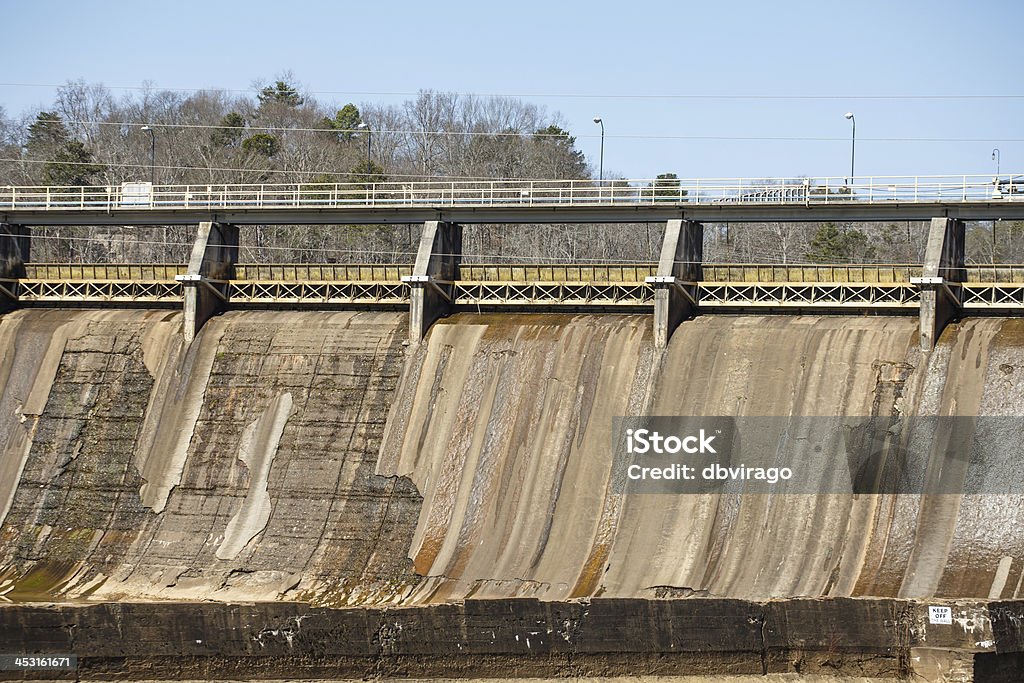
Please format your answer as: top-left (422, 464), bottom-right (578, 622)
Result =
top-left (0, 225), bottom-right (29, 309)
top-left (179, 221), bottom-right (238, 344)
top-left (404, 220), bottom-right (462, 344)
top-left (914, 217), bottom-right (965, 350)
top-left (647, 219), bottom-right (702, 349)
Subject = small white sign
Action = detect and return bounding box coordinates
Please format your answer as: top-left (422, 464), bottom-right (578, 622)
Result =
top-left (120, 182), bottom-right (153, 206)
top-left (929, 606), bottom-right (953, 625)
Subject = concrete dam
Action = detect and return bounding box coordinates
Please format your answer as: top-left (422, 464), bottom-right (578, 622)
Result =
top-left (2, 187), bottom-right (1024, 680)
top-left (1, 308), bottom-right (1024, 679)
top-left (2, 307), bottom-right (1021, 603)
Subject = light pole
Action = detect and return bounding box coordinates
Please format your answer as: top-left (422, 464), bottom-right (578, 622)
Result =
top-left (992, 148), bottom-right (1001, 177)
top-left (357, 122), bottom-right (371, 173)
top-left (843, 113), bottom-right (855, 184)
top-left (140, 125), bottom-right (160, 259)
top-left (140, 125), bottom-right (156, 185)
top-left (593, 116), bottom-right (604, 183)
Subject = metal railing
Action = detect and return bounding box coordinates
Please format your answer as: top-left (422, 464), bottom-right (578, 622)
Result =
top-left (233, 263), bottom-right (413, 281)
top-left (458, 263), bottom-right (657, 283)
top-left (696, 283), bottom-right (921, 309)
top-left (2, 174), bottom-right (1021, 211)
top-left (24, 263), bottom-right (187, 280)
top-left (226, 280), bottom-right (409, 305)
top-left (7, 261), bottom-right (1024, 310)
top-left (452, 282), bottom-right (654, 307)
top-left (701, 263), bottom-right (919, 283)
top-left (965, 265), bottom-right (1024, 283)
top-left (14, 279), bottom-right (182, 303)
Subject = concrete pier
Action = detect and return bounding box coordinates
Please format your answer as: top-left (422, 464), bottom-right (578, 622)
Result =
top-left (406, 220), bottom-right (462, 343)
top-left (917, 217), bottom-right (966, 350)
top-left (0, 224), bottom-right (29, 309)
top-left (649, 219), bottom-right (702, 348)
top-left (180, 221), bottom-right (238, 344)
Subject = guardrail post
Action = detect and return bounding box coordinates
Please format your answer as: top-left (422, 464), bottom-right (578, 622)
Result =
top-left (914, 217), bottom-right (965, 350)
top-left (0, 224), bottom-right (29, 310)
top-left (180, 221), bottom-right (238, 344)
top-left (648, 219), bottom-right (703, 349)
top-left (404, 220), bottom-right (462, 344)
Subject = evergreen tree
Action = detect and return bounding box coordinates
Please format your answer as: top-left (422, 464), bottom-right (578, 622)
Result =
top-left (530, 125), bottom-right (587, 179)
top-left (210, 112), bottom-right (246, 147)
top-left (42, 140), bottom-right (104, 185)
top-left (242, 133), bottom-right (281, 158)
top-left (351, 159), bottom-right (386, 187)
top-left (26, 112), bottom-right (71, 157)
top-left (646, 173), bottom-right (688, 202)
top-left (805, 223), bottom-right (877, 261)
top-left (322, 104), bottom-right (363, 143)
top-left (257, 81), bottom-right (303, 108)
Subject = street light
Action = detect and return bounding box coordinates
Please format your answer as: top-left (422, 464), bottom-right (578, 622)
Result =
top-left (357, 122), bottom-right (371, 172)
top-left (992, 148), bottom-right (1001, 177)
top-left (843, 113), bottom-right (855, 184)
top-left (140, 125), bottom-right (160, 258)
top-left (140, 125), bottom-right (155, 185)
top-left (593, 116), bottom-right (604, 182)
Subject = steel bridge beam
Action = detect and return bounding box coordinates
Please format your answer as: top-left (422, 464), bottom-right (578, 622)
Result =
top-left (4, 201), bottom-right (1024, 226)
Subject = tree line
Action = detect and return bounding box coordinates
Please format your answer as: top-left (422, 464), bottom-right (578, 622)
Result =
top-left (0, 77), bottom-right (1020, 265)
top-left (0, 78), bottom-right (590, 188)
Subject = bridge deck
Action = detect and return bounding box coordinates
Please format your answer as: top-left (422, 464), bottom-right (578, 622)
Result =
top-left (3, 174), bottom-right (1023, 224)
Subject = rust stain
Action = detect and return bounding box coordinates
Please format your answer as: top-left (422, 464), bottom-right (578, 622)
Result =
top-left (569, 543), bottom-right (610, 598)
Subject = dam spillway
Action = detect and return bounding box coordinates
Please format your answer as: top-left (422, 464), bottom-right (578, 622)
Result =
top-left (0, 307), bottom-right (1023, 679)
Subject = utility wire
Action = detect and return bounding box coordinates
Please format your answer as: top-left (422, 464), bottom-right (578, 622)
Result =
top-left (2, 156), bottom-right (1019, 186)
top-left (13, 118), bottom-right (1024, 143)
top-left (0, 156), bottom-right (575, 182)
top-left (1, 82), bottom-right (1022, 101)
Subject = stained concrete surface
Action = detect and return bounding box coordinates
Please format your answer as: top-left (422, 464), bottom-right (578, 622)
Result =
top-left (0, 310), bottom-right (420, 604)
top-left (379, 314), bottom-right (1024, 603)
top-left (0, 598), bottom-right (1012, 679)
top-left (1, 309), bottom-right (1023, 680)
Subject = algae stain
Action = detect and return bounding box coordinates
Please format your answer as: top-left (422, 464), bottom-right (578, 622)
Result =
top-left (6, 560), bottom-right (81, 600)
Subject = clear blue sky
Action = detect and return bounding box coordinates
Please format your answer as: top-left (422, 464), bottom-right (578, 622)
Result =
top-left (3, 0), bottom-right (1021, 180)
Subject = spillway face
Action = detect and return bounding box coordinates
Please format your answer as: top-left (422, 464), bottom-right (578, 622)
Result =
top-left (378, 313), bottom-right (658, 602)
top-left (0, 310), bottom-right (422, 604)
top-left (0, 310), bottom-right (174, 600)
top-left (381, 313), bottom-right (1024, 603)
top-left (0, 309), bottom-right (1023, 609)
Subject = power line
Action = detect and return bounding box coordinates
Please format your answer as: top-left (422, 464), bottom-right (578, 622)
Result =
top-left (1, 82), bottom-right (1023, 101)
top-left (0, 156), bottom-right (550, 182)
top-left (29, 118), bottom-right (594, 140)
top-left (14, 118), bottom-right (1024, 143)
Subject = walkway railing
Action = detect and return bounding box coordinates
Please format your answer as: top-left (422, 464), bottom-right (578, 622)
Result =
top-left (702, 263), bottom-right (919, 283)
top-left (7, 262), bottom-right (1024, 310)
top-left (24, 263), bottom-right (188, 279)
top-left (2, 174), bottom-right (1021, 211)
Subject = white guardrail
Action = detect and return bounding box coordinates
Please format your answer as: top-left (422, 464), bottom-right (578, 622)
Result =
top-left (0, 175), bottom-right (1021, 211)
